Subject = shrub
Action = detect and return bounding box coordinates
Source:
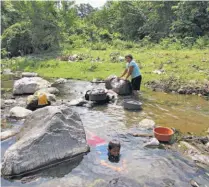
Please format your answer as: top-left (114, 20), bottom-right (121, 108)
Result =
top-left (194, 36), bottom-right (209, 49)
top-left (1, 22), bottom-right (33, 57)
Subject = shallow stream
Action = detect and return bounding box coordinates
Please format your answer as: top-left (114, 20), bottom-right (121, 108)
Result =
top-left (1, 80), bottom-right (209, 187)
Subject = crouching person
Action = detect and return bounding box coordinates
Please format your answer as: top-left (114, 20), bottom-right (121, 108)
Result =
top-left (26, 93), bottom-right (51, 111)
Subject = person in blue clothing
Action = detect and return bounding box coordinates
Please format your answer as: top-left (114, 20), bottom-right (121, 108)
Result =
top-left (119, 54), bottom-right (142, 95)
top-left (95, 140), bottom-right (126, 172)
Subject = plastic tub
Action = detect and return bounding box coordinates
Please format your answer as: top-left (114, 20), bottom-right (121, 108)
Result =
top-left (154, 127), bottom-right (174, 142)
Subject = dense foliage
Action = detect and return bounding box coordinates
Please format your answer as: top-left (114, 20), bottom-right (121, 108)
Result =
top-left (1, 1), bottom-right (209, 57)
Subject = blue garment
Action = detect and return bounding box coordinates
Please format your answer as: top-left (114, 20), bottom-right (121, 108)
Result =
top-left (126, 60), bottom-right (141, 78)
top-left (96, 144), bottom-right (108, 160)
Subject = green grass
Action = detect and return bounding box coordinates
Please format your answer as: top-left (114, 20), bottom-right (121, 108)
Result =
top-left (2, 48), bottom-right (209, 85)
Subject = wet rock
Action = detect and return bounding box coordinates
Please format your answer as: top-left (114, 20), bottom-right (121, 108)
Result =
top-left (143, 138), bottom-right (160, 147)
top-left (52, 78), bottom-right (67, 86)
top-left (180, 141), bottom-right (209, 166)
top-left (4, 99), bottom-right (17, 105)
top-left (9, 106), bottom-right (32, 119)
top-left (67, 98), bottom-right (87, 106)
top-left (190, 179), bottom-right (200, 187)
top-left (35, 87), bottom-right (60, 95)
top-left (105, 75), bottom-right (132, 95)
top-left (1, 105), bottom-right (89, 177)
top-left (22, 72), bottom-right (38, 77)
top-left (1, 129), bottom-right (19, 141)
top-left (94, 177), bottom-right (143, 187)
top-left (47, 94), bottom-right (56, 102)
top-left (13, 77), bottom-right (50, 95)
top-left (138, 119), bottom-right (155, 129)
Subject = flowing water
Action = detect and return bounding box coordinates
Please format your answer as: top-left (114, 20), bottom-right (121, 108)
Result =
top-left (1, 80), bottom-right (209, 187)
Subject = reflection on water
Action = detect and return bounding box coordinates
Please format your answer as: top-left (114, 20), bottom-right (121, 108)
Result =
top-left (1, 80), bottom-right (209, 186)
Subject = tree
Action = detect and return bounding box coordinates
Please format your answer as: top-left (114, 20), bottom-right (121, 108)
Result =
top-left (171, 1), bottom-right (209, 37)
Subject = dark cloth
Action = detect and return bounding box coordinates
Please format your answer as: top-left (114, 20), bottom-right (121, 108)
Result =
top-left (26, 100), bottom-right (51, 111)
top-left (85, 90), bottom-right (110, 104)
top-left (131, 75), bottom-right (142, 91)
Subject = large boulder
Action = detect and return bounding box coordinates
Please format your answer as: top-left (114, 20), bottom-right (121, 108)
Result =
top-left (105, 76), bottom-right (132, 95)
top-left (9, 106), bottom-right (32, 119)
top-left (22, 72), bottom-right (38, 77)
top-left (13, 77), bottom-right (51, 95)
top-left (1, 105), bottom-right (89, 177)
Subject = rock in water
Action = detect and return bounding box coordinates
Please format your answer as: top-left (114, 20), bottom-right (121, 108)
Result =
top-left (138, 119), bottom-right (155, 129)
top-left (9, 106), bottom-right (32, 119)
top-left (35, 87), bottom-right (60, 95)
top-left (22, 72), bottom-right (38, 77)
top-left (143, 138), bottom-right (160, 147)
top-left (105, 76), bottom-right (132, 95)
top-left (1, 105), bottom-right (89, 177)
top-left (13, 77), bottom-right (50, 95)
top-left (51, 78), bottom-right (67, 87)
top-left (4, 99), bottom-right (17, 105)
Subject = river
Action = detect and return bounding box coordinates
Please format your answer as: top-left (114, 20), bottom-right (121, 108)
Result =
top-left (1, 79), bottom-right (209, 187)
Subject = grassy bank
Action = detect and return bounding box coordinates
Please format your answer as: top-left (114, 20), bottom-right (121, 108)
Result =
top-left (2, 48), bottom-right (209, 92)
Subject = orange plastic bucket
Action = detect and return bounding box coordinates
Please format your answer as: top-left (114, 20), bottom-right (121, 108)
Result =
top-left (154, 127), bottom-right (174, 142)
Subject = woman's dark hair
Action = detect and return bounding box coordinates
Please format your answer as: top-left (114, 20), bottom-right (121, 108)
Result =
top-left (108, 140), bottom-right (121, 150)
top-left (125, 54), bottom-right (133, 60)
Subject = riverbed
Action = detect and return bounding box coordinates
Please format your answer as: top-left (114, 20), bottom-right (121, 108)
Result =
top-left (1, 79), bottom-right (209, 186)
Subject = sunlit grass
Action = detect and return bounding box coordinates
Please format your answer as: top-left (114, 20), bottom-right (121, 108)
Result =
top-left (2, 48), bottom-right (209, 84)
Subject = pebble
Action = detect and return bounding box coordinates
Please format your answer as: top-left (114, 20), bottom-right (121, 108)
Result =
top-left (190, 180), bottom-right (199, 187)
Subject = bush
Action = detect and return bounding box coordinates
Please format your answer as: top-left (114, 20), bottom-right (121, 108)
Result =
top-left (1, 22), bottom-right (33, 57)
top-left (181, 37), bottom-right (196, 48)
top-left (98, 29), bottom-right (112, 41)
top-left (194, 36), bottom-right (209, 49)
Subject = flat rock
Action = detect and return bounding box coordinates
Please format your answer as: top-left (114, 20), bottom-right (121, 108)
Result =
top-left (4, 99), bottom-right (17, 105)
top-left (13, 77), bottom-right (50, 95)
top-left (67, 98), bottom-right (87, 106)
top-left (138, 119), bottom-right (155, 129)
top-left (9, 106), bottom-right (32, 119)
top-left (22, 72), bottom-right (38, 77)
top-left (51, 78), bottom-right (67, 87)
top-left (143, 138), bottom-right (160, 147)
top-left (1, 105), bottom-right (89, 177)
top-left (180, 141), bottom-right (209, 166)
top-left (35, 87), bottom-right (60, 95)
top-left (1, 129), bottom-right (19, 141)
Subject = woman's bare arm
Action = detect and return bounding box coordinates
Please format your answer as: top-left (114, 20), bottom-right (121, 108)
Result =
top-left (119, 69), bottom-right (128, 78)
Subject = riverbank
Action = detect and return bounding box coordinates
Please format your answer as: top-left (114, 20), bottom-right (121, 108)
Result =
top-left (1, 48), bottom-right (209, 96)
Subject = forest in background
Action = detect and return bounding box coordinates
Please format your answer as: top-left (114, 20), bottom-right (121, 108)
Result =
top-left (1, 1), bottom-right (209, 57)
